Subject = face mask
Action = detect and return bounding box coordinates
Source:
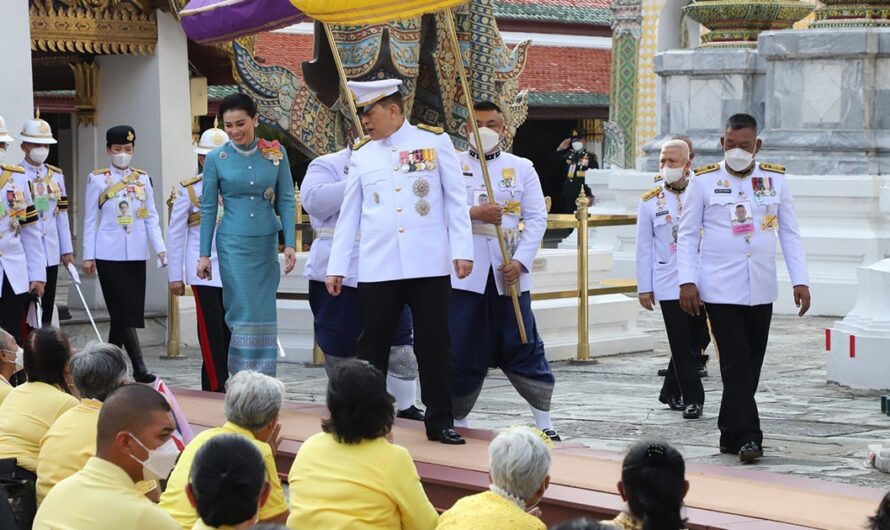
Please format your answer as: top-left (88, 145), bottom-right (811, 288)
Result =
top-left (112, 152), bottom-right (132, 169)
top-left (724, 147), bottom-right (755, 172)
top-left (1, 346), bottom-right (23, 372)
top-left (571, 141), bottom-right (584, 151)
top-left (468, 127), bottom-right (502, 154)
top-left (29, 147), bottom-right (49, 165)
top-left (128, 433), bottom-right (180, 481)
top-left (661, 165), bottom-right (686, 184)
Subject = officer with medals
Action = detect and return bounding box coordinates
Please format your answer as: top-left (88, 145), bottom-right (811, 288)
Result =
top-left (302, 124), bottom-right (423, 420)
top-left (167, 124), bottom-right (230, 392)
top-left (636, 139), bottom-right (705, 420)
top-left (678, 114), bottom-right (811, 463)
top-left (326, 79), bottom-right (474, 445)
top-left (83, 126), bottom-right (166, 383)
top-left (449, 101), bottom-right (559, 440)
top-left (19, 113), bottom-right (75, 327)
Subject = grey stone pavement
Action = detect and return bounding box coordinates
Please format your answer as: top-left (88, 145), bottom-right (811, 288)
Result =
top-left (143, 305), bottom-right (890, 490)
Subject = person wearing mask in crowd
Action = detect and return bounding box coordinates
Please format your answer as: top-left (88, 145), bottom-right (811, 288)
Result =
top-left (196, 93), bottom-right (297, 377)
top-left (287, 359), bottom-right (438, 530)
top-left (159, 370), bottom-right (289, 528)
top-left (36, 343), bottom-right (158, 504)
top-left (187, 434), bottom-right (271, 530)
top-left (82, 125), bottom-right (166, 383)
top-left (18, 112), bottom-right (74, 327)
top-left (168, 123), bottom-right (231, 392)
top-left (437, 426), bottom-right (550, 530)
top-left (33, 384), bottom-right (181, 529)
top-left (605, 441), bottom-right (688, 530)
top-left (0, 329), bottom-right (21, 404)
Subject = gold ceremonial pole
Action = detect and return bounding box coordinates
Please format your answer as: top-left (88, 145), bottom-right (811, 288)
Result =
top-left (165, 188), bottom-right (182, 358)
top-left (322, 23), bottom-right (366, 138)
top-left (443, 9), bottom-right (527, 343)
top-left (575, 188), bottom-right (590, 361)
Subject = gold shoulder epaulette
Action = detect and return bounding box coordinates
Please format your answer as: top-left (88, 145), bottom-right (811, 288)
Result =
top-left (45, 163), bottom-right (63, 173)
top-left (693, 163), bottom-right (720, 176)
top-left (0, 164), bottom-right (24, 173)
top-left (417, 123), bottom-right (444, 135)
top-left (353, 137), bottom-right (371, 151)
top-left (642, 185), bottom-right (662, 201)
top-left (759, 162), bottom-right (785, 174)
top-left (180, 175), bottom-right (202, 188)
top-left (653, 175), bottom-right (663, 182)
top-left (130, 168), bottom-right (145, 176)
top-left (91, 168), bottom-right (109, 175)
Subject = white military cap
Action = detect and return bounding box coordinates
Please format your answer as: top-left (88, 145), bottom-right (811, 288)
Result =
top-left (0, 116), bottom-right (14, 143)
top-left (347, 79), bottom-right (403, 111)
top-left (20, 112), bottom-right (57, 145)
top-left (194, 124), bottom-right (229, 155)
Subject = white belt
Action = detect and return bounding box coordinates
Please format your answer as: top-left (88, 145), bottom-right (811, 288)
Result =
top-left (471, 224), bottom-right (499, 237)
top-left (313, 227), bottom-right (360, 241)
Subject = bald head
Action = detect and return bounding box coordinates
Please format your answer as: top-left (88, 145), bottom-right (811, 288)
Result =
top-left (97, 384), bottom-right (172, 454)
top-left (660, 139), bottom-right (690, 160)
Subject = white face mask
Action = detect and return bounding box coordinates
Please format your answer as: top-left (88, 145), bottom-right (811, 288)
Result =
top-left (468, 127), bottom-right (502, 154)
top-left (724, 147), bottom-right (755, 172)
top-left (661, 165), bottom-right (687, 184)
top-left (29, 147), bottom-right (49, 165)
top-left (1, 346), bottom-right (23, 372)
top-left (128, 433), bottom-right (180, 481)
top-left (112, 152), bottom-right (132, 169)
top-left (571, 141), bottom-right (584, 151)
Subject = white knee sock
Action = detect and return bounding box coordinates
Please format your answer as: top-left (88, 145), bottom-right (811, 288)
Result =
top-left (387, 374), bottom-right (417, 411)
top-left (454, 416), bottom-right (469, 428)
top-left (530, 406), bottom-right (552, 431)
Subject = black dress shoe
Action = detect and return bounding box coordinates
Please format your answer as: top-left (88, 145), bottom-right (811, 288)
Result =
top-left (657, 368), bottom-right (669, 377)
top-left (542, 428), bottom-right (561, 442)
top-left (682, 403), bottom-right (702, 419)
top-left (133, 372), bottom-right (157, 384)
top-left (396, 405), bottom-right (425, 421)
top-left (738, 441), bottom-right (763, 463)
top-left (698, 367), bottom-right (708, 378)
top-left (659, 395), bottom-right (684, 411)
top-left (426, 428), bottom-right (466, 445)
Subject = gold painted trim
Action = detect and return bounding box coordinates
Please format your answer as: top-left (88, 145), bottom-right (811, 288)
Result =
top-left (30, 3), bottom-right (157, 56)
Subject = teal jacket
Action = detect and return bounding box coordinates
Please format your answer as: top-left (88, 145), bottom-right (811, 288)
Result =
top-left (199, 140), bottom-right (296, 256)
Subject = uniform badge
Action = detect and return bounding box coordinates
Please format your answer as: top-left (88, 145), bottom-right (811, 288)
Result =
top-left (263, 187), bottom-right (274, 202)
top-left (412, 178), bottom-right (430, 198)
top-left (105, 175), bottom-right (114, 187)
top-left (503, 200), bottom-right (521, 215)
top-left (219, 151), bottom-right (227, 160)
top-left (500, 168), bottom-right (516, 188)
top-left (415, 199), bottom-right (431, 216)
top-left (136, 207), bottom-right (149, 219)
top-left (373, 192), bottom-right (380, 204)
top-left (761, 214), bottom-right (778, 231)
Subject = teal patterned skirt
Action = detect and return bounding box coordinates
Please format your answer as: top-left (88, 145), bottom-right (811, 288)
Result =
top-left (217, 232), bottom-right (280, 376)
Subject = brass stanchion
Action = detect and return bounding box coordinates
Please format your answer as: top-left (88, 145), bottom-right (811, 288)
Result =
top-left (312, 341), bottom-right (325, 365)
top-left (165, 188), bottom-right (183, 358)
top-left (575, 188), bottom-right (590, 361)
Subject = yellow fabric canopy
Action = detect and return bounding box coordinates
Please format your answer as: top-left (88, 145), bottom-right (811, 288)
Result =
top-left (290, 0), bottom-right (467, 24)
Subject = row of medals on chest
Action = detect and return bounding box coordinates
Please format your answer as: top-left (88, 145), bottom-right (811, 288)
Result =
top-left (1, 179), bottom-right (63, 233)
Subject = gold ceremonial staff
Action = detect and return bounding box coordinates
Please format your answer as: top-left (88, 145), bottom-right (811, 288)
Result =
top-left (322, 23), bottom-right (366, 140)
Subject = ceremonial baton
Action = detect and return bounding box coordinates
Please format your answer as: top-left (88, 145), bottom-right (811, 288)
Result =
top-left (66, 263), bottom-right (102, 342)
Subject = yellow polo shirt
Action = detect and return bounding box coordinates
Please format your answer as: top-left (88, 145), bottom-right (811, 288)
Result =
top-left (158, 421), bottom-right (288, 529)
top-left (33, 457), bottom-right (181, 530)
top-left (436, 491), bottom-right (546, 530)
top-left (0, 381), bottom-right (78, 471)
top-left (0, 374), bottom-right (11, 406)
top-left (192, 520), bottom-right (237, 530)
top-left (36, 399), bottom-right (157, 504)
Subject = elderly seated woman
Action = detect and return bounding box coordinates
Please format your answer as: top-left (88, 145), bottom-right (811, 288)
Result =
top-left (159, 370), bottom-right (289, 528)
top-left (287, 359), bottom-right (438, 530)
top-left (187, 434), bottom-right (270, 530)
top-left (437, 427), bottom-right (551, 530)
top-left (36, 343), bottom-right (158, 504)
top-left (0, 329), bottom-right (21, 405)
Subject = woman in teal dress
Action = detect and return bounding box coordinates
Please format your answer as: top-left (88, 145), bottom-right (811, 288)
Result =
top-left (197, 93), bottom-right (296, 376)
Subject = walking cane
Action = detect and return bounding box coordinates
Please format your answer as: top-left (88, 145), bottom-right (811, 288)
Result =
top-left (66, 263), bottom-right (102, 342)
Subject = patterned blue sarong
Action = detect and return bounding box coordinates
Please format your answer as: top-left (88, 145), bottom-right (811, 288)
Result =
top-left (217, 232), bottom-right (280, 376)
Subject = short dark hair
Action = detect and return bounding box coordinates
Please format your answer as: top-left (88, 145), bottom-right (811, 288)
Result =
top-left (365, 93), bottom-right (403, 115)
top-left (474, 101), bottom-right (503, 114)
top-left (190, 434), bottom-right (266, 527)
top-left (97, 384), bottom-right (172, 454)
top-left (219, 93), bottom-right (258, 119)
top-left (322, 359), bottom-right (394, 444)
top-left (621, 441), bottom-right (687, 530)
top-left (868, 491), bottom-right (890, 530)
top-left (725, 113), bottom-right (758, 133)
top-left (24, 328), bottom-right (72, 393)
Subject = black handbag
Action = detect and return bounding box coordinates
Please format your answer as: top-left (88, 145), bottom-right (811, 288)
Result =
top-left (0, 459), bottom-right (37, 530)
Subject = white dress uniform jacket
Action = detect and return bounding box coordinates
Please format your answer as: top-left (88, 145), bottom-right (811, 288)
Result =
top-left (22, 162), bottom-right (73, 266)
top-left (302, 149), bottom-right (360, 287)
top-left (328, 120), bottom-right (473, 282)
top-left (167, 175), bottom-right (222, 288)
top-left (677, 161), bottom-right (809, 306)
top-left (0, 165), bottom-right (47, 293)
top-left (83, 166), bottom-right (166, 261)
top-left (450, 150), bottom-right (546, 295)
top-left (636, 178), bottom-right (687, 301)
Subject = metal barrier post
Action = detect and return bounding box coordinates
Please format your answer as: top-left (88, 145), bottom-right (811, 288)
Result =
top-left (165, 189), bottom-right (182, 358)
top-left (575, 188), bottom-right (590, 361)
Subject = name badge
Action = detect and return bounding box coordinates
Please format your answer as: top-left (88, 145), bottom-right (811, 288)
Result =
top-left (730, 201), bottom-right (754, 235)
top-left (714, 188), bottom-right (732, 194)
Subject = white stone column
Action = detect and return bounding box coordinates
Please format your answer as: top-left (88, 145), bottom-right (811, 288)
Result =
top-left (0, 1), bottom-right (34, 165)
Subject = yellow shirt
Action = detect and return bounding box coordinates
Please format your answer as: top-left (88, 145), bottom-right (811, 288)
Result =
top-left (436, 491), bottom-right (546, 530)
top-left (0, 381), bottom-right (78, 471)
top-left (33, 457), bottom-right (181, 530)
top-left (192, 520), bottom-right (237, 530)
top-left (0, 374), bottom-right (11, 406)
top-left (158, 421), bottom-right (288, 529)
top-left (287, 432), bottom-right (438, 530)
top-left (36, 399), bottom-right (157, 504)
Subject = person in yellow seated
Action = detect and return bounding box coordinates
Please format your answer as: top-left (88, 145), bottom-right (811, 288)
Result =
top-left (33, 383), bottom-right (181, 529)
top-left (187, 433), bottom-right (271, 530)
top-left (159, 370), bottom-right (289, 528)
top-left (36, 343), bottom-right (158, 504)
top-left (287, 359), bottom-right (438, 530)
top-left (0, 329), bottom-right (21, 405)
top-left (0, 328), bottom-right (78, 475)
top-left (437, 427), bottom-right (551, 530)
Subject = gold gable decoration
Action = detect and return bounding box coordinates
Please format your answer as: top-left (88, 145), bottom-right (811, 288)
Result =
top-left (30, 0), bottom-right (158, 56)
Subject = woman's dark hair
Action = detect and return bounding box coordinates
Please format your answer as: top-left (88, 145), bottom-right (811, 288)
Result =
top-left (621, 441), bottom-right (687, 530)
top-left (868, 491), bottom-right (890, 530)
top-left (24, 327), bottom-right (73, 394)
top-left (322, 359), bottom-right (394, 444)
top-left (219, 93), bottom-right (258, 119)
top-left (190, 434), bottom-right (266, 527)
